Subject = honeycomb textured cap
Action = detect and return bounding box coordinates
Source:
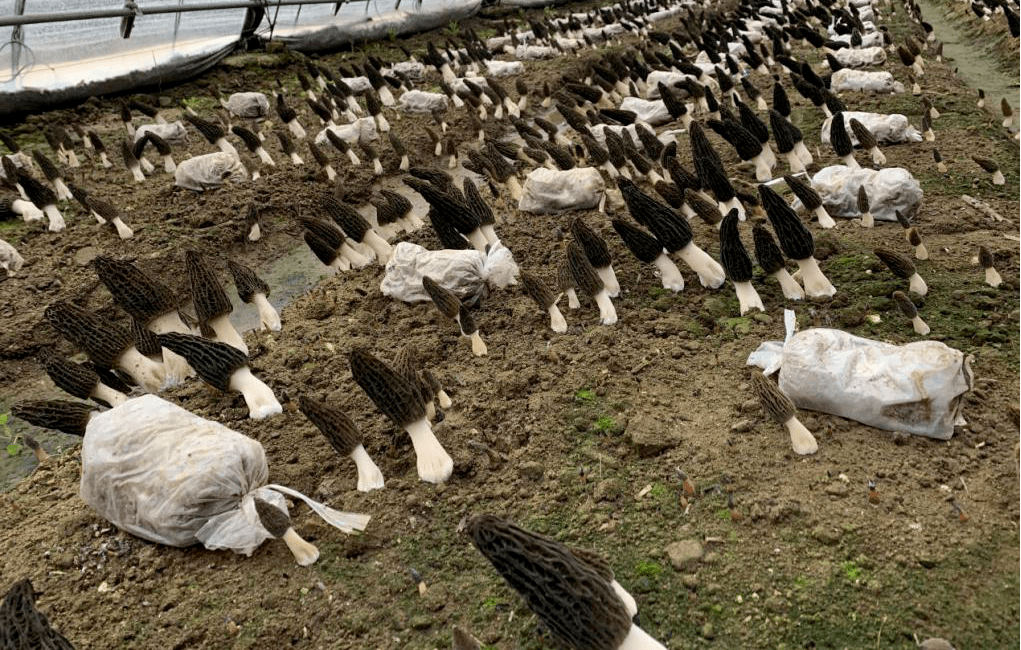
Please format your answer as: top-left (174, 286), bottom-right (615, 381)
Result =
top-left (94, 256), bottom-right (177, 325)
top-left (155, 332), bottom-right (248, 392)
top-left (298, 395), bottom-right (363, 456)
top-left (186, 250), bottom-right (233, 323)
top-left (12, 400), bottom-right (94, 437)
top-left (227, 259), bottom-right (270, 303)
top-left (253, 497), bottom-right (291, 538)
top-left (751, 370), bottom-right (796, 424)
top-left (349, 348), bottom-right (426, 427)
top-left (44, 301), bottom-right (132, 369)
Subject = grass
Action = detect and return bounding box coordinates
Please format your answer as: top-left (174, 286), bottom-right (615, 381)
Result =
top-left (573, 388), bottom-right (596, 404)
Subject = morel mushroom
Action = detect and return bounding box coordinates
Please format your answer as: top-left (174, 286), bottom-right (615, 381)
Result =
top-left (829, 113), bottom-right (860, 169)
top-left (39, 348), bottom-right (129, 406)
top-left (769, 109), bottom-right (806, 175)
top-left (784, 174), bottom-right (835, 229)
top-left (187, 250), bottom-right (247, 354)
top-left (857, 186), bottom-right (873, 227)
top-left (558, 257), bottom-right (581, 309)
top-left (565, 239), bottom-right (616, 326)
top-left (184, 113), bottom-right (239, 159)
top-left (906, 227), bottom-right (928, 260)
top-left (758, 184), bottom-right (836, 297)
top-left (571, 217), bottom-right (620, 298)
top-left (719, 209), bottom-right (764, 315)
top-left (422, 276), bottom-right (488, 356)
top-left (971, 156), bottom-right (1005, 185)
top-left (848, 118), bottom-right (886, 166)
top-left (349, 348), bottom-right (453, 483)
top-left (752, 225), bottom-right (804, 300)
top-left (253, 497), bottom-right (319, 566)
top-left (87, 130), bottom-right (112, 168)
top-left (874, 247), bottom-right (928, 295)
top-left (227, 259), bottom-right (281, 332)
top-left (299, 395), bottom-right (385, 491)
top-left (612, 218), bottom-right (685, 292)
top-left (892, 290), bottom-right (930, 335)
top-left (232, 125), bottom-right (275, 167)
top-left (275, 93), bottom-right (307, 140)
top-left (119, 138), bottom-right (145, 183)
top-left (12, 400), bottom-right (95, 437)
top-left (323, 196), bottom-right (392, 264)
top-left (156, 332), bottom-right (282, 419)
top-left (979, 246), bottom-right (1002, 288)
top-left (19, 174), bottom-right (65, 232)
top-left (31, 150), bottom-right (72, 201)
top-left (520, 272), bottom-right (567, 333)
top-left (751, 370), bottom-right (818, 455)
top-left (325, 129), bottom-right (361, 166)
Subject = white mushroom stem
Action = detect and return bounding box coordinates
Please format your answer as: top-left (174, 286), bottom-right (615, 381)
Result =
top-left (733, 280), bottom-right (765, 315)
top-left (350, 443), bottom-right (385, 491)
top-left (289, 152), bottom-right (304, 166)
top-left (467, 330), bottom-right (488, 356)
top-left (503, 97), bottom-right (520, 118)
top-left (784, 415), bottom-right (818, 455)
top-left (138, 156), bottom-right (155, 174)
top-left (675, 241), bottom-right (726, 289)
top-left (440, 63), bottom-right (456, 84)
top-left (251, 170), bottom-right (261, 181)
top-left (794, 141), bottom-right (813, 166)
top-left (719, 197), bottom-right (746, 221)
top-left (452, 94), bottom-right (465, 108)
top-left (162, 155), bottom-right (177, 173)
top-left (214, 138), bottom-right (240, 159)
top-left (1003, 116), bottom-right (1012, 129)
top-left (911, 315), bottom-right (930, 336)
top-left (548, 304), bottom-right (567, 333)
top-left (566, 288), bottom-right (580, 309)
top-left (447, 154), bottom-right (458, 169)
top-left (493, 103), bottom-right (504, 120)
top-left (425, 400), bottom-right (436, 420)
top-left (505, 176), bottom-right (523, 201)
top-left (378, 85), bottom-right (396, 106)
top-left (287, 119), bottom-right (306, 140)
top-left (128, 161), bottom-right (145, 182)
top-left (914, 243), bottom-right (929, 260)
top-left (912, 61), bottom-right (924, 76)
top-left (116, 345), bottom-right (166, 393)
top-left (327, 256), bottom-right (350, 274)
top-left (593, 288), bottom-right (618, 326)
top-left (110, 216), bottom-right (134, 239)
top-left (784, 150), bottom-right (806, 174)
top-left (323, 164), bottom-right (337, 181)
top-left (208, 314), bottom-right (248, 354)
top-left (923, 128), bottom-right (934, 142)
top-left (248, 221), bottom-right (261, 241)
top-left (255, 147), bottom-right (275, 166)
top-left (228, 366), bottom-right (282, 419)
top-left (480, 224), bottom-right (500, 245)
top-left (653, 252), bottom-right (685, 291)
top-left (756, 95), bottom-right (769, 111)
top-left (346, 97), bottom-right (362, 116)
top-left (860, 211), bottom-right (874, 227)
top-left (340, 241), bottom-right (372, 269)
top-left (517, 95), bottom-right (528, 112)
top-left (936, 161), bottom-right (947, 173)
top-left (645, 169), bottom-right (665, 186)
top-left (404, 416), bottom-right (454, 483)
top-left (99, 152), bottom-right (112, 168)
top-left (992, 170), bottom-right (1005, 185)
top-left (985, 267), bottom-right (1003, 288)
top-left (840, 154), bottom-right (860, 170)
top-left (375, 114), bottom-right (390, 133)
top-left (347, 149), bottom-right (361, 166)
top-left (596, 265), bottom-right (620, 298)
top-left (772, 269), bottom-right (805, 300)
top-left (64, 150), bottom-right (80, 168)
top-left (611, 580), bottom-right (639, 618)
top-left (362, 231), bottom-right (393, 264)
top-left (618, 623), bottom-right (668, 650)
top-left (408, 212), bottom-right (426, 230)
top-left (11, 199), bottom-right (43, 221)
top-left (42, 204), bottom-right (66, 232)
top-left (679, 203), bottom-right (696, 221)
top-left (399, 154), bottom-right (410, 171)
top-left (750, 152), bottom-right (773, 182)
top-left (149, 312), bottom-right (196, 386)
top-left (869, 146), bottom-right (886, 165)
top-left (92, 381), bottom-right (129, 406)
top-left (252, 292), bottom-right (282, 331)
top-left (281, 527), bottom-right (319, 566)
top-left (794, 257), bottom-right (836, 297)
top-left (813, 206), bottom-right (836, 229)
top-left (466, 228), bottom-right (489, 253)
top-left (908, 272), bottom-right (928, 296)
top-left (124, 122), bottom-right (135, 137)
top-left (434, 141), bottom-right (443, 157)
top-left (51, 178), bottom-right (72, 201)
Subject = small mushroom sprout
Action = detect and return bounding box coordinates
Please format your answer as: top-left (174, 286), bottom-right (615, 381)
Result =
top-left (751, 370), bottom-right (818, 455)
top-left (874, 247), bottom-right (928, 295)
top-left (979, 246), bottom-right (1002, 287)
top-left (784, 174), bottom-right (835, 229)
top-left (971, 156), bottom-right (1005, 185)
top-left (857, 186), bottom-right (873, 227)
top-left (520, 272), bottom-right (567, 333)
top-left (422, 276), bottom-right (488, 356)
top-left (892, 290), bottom-right (930, 335)
top-left (719, 209), bottom-right (764, 315)
top-left (299, 396), bottom-right (385, 492)
top-left (253, 497), bottom-right (319, 566)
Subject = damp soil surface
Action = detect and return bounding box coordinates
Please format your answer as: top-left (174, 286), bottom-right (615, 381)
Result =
top-left (0, 1), bottom-right (1018, 649)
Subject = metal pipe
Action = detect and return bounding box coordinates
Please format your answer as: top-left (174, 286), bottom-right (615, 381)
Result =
top-left (0, 0), bottom-right (357, 27)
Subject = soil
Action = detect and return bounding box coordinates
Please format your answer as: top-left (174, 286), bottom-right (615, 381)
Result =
top-left (0, 1), bottom-right (1018, 649)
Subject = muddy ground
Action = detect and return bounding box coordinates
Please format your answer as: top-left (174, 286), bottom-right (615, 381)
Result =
top-left (0, 0), bottom-right (1018, 648)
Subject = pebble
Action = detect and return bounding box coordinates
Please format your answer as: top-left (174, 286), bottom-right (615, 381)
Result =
top-left (824, 482), bottom-right (849, 497)
top-left (681, 574), bottom-right (699, 589)
top-left (517, 461), bottom-right (544, 481)
top-left (700, 622), bottom-right (715, 639)
top-left (665, 539), bottom-right (704, 569)
top-left (74, 246), bottom-right (97, 266)
top-left (730, 419), bottom-right (754, 433)
top-left (810, 525), bottom-right (841, 545)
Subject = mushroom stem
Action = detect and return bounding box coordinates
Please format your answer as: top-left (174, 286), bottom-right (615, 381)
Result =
top-left (992, 170), bottom-right (1005, 185)
top-left (12, 199), bottom-right (43, 222)
top-left (719, 197), bottom-right (746, 221)
top-left (256, 147), bottom-right (275, 166)
top-left (839, 154), bottom-right (861, 170)
top-left (362, 230), bottom-right (393, 264)
top-left (480, 224), bottom-right (500, 245)
top-left (592, 288), bottom-right (618, 326)
top-left (911, 315), bottom-right (931, 335)
top-left (505, 176), bottom-right (523, 202)
top-left (985, 267), bottom-right (1003, 288)
top-left (289, 152), bottom-right (304, 166)
top-left (346, 149), bottom-right (361, 166)
top-left (351, 443), bottom-right (385, 491)
top-left (868, 146), bottom-right (887, 165)
top-left (162, 155), bottom-right (177, 173)
top-left (287, 119), bottom-right (307, 140)
top-left (437, 389), bottom-right (452, 409)
top-left (404, 416), bottom-right (454, 483)
top-left (91, 381), bottom-right (129, 406)
top-left (340, 241), bottom-right (373, 269)
top-left (52, 178), bottom-right (72, 201)
top-left (42, 204), bottom-right (66, 232)
top-left (611, 580), bottom-right (639, 618)
top-left (252, 293), bottom-right (282, 331)
top-left (128, 162), bottom-right (145, 182)
top-left (547, 304), bottom-right (568, 333)
top-left (653, 252), bottom-right (685, 292)
top-left (375, 114), bottom-right (390, 133)
top-left (148, 312), bottom-right (196, 385)
top-left (733, 280), bottom-right (765, 315)
top-left (138, 157), bottom-right (155, 174)
top-left (116, 345), bottom-right (166, 393)
top-left (813, 206), bottom-right (836, 229)
top-left (566, 288), bottom-right (580, 309)
top-left (466, 228), bottom-right (489, 253)
top-left (675, 241), bottom-right (726, 289)
top-left (595, 265), bottom-right (621, 298)
top-left (794, 257), bottom-right (836, 297)
top-left (110, 216), bottom-right (134, 239)
top-left (793, 141), bottom-right (813, 166)
top-left (281, 528), bottom-right (319, 566)
top-left (784, 150), bottom-right (806, 174)
top-left (618, 624), bottom-right (668, 649)
top-left (860, 211), bottom-right (874, 228)
top-left (908, 272), bottom-right (928, 296)
top-left (208, 313), bottom-right (248, 354)
top-left (378, 85), bottom-right (396, 107)
top-left (751, 152), bottom-right (772, 182)
top-left (784, 415), bottom-right (818, 455)
top-left (771, 269), bottom-right (805, 300)
top-left (214, 138), bottom-right (240, 159)
top-left (469, 330), bottom-right (488, 356)
top-left (228, 366), bottom-right (283, 419)
top-left (99, 152), bottom-right (112, 168)
top-left (323, 165), bottom-right (337, 181)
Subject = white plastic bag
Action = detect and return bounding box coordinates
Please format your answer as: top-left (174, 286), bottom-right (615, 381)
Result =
top-left (618, 97), bottom-right (671, 126)
top-left (222, 92), bottom-right (270, 118)
top-left (748, 323), bottom-right (972, 439)
top-left (830, 69), bottom-right (903, 94)
top-left (486, 60), bottom-right (524, 77)
top-left (80, 395), bottom-right (370, 555)
top-left (380, 241), bottom-right (519, 304)
top-left (808, 165), bottom-right (922, 222)
top-left (397, 90), bottom-right (449, 114)
top-left (174, 152), bottom-right (247, 191)
top-left (0, 238), bottom-right (24, 275)
top-left (314, 118), bottom-right (378, 147)
top-left (831, 46), bottom-right (887, 68)
top-left (135, 122), bottom-right (189, 147)
top-left (515, 45), bottom-right (556, 60)
top-left (821, 111), bottom-right (921, 145)
top-left (518, 167), bottom-right (604, 213)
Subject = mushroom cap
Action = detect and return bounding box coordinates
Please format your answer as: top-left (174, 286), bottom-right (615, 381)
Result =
top-left (87, 130), bottom-right (106, 153)
top-left (654, 181), bottom-right (685, 209)
top-left (457, 303), bottom-right (478, 336)
top-left (427, 208), bottom-right (472, 250)
top-left (618, 177), bottom-right (693, 253)
top-left (388, 132), bottom-right (407, 157)
top-left (719, 209), bottom-right (754, 283)
top-left (658, 83), bottom-right (688, 119)
top-left (147, 132), bottom-right (172, 156)
top-left (848, 118), bottom-right (877, 150)
top-left (128, 99), bottom-right (160, 117)
top-left (829, 112), bottom-right (854, 157)
top-left (94, 256), bottom-right (178, 325)
top-left (365, 91), bottom-right (382, 116)
top-left (349, 348), bottom-right (426, 428)
top-left (772, 83), bottom-right (791, 118)
top-left (392, 344), bottom-right (430, 404)
top-left (856, 186), bottom-right (870, 213)
top-left (186, 250), bottom-right (233, 323)
top-left (130, 317), bottom-right (162, 357)
top-left (299, 216), bottom-right (346, 252)
top-left (790, 73), bottom-right (823, 106)
top-left (892, 290), bottom-right (918, 318)
top-left (971, 156), bottom-right (999, 173)
top-left (684, 188), bottom-right (723, 227)
top-left (304, 230), bottom-right (340, 266)
top-left (752, 224), bottom-right (787, 275)
top-left (664, 158), bottom-right (701, 192)
top-left (156, 332), bottom-right (249, 392)
top-left (468, 514), bottom-right (632, 650)
top-left (462, 178), bottom-right (495, 228)
top-left (275, 130), bottom-right (297, 156)
top-left (557, 258), bottom-right (576, 292)
top-left (689, 123), bottom-right (734, 201)
top-left (325, 129), bottom-right (350, 153)
top-left (567, 241), bottom-right (604, 297)
top-left (707, 119), bottom-right (762, 161)
top-left (298, 395), bottom-right (363, 456)
top-left (308, 140), bottom-right (330, 167)
top-left (520, 272), bottom-right (557, 310)
top-left (736, 100), bottom-right (769, 144)
top-left (759, 184), bottom-right (815, 261)
top-left (874, 247), bottom-right (916, 279)
top-left (372, 189), bottom-right (412, 226)
top-left (322, 195), bottom-right (371, 242)
top-left (634, 123), bottom-right (664, 160)
top-left (404, 179), bottom-right (479, 234)
top-left (11, 400), bottom-right (94, 437)
top-left (44, 301), bottom-right (132, 369)
top-left (612, 218), bottom-right (663, 264)
top-left (31, 149), bottom-right (61, 182)
top-left (907, 227), bottom-right (923, 247)
top-left (39, 350), bottom-right (100, 401)
top-left (978, 246), bottom-right (994, 270)
top-left (571, 218), bottom-right (612, 269)
top-left (751, 370), bottom-right (796, 424)
top-left (275, 94), bottom-right (297, 123)
top-left (422, 276), bottom-right (462, 320)
top-left (253, 497), bottom-right (291, 538)
top-left (783, 174), bottom-right (822, 211)
top-left (184, 113), bottom-right (225, 144)
top-left (19, 174), bottom-right (56, 209)
top-left (227, 259), bottom-right (271, 303)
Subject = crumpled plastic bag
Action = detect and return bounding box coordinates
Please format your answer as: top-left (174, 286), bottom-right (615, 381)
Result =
top-left (747, 322), bottom-right (972, 440)
top-left (515, 45), bottom-right (556, 60)
top-left (342, 76), bottom-right (372, 93)
top-left (486, 60), bottom-right (523, 77)
top-left (807, 165), bottom-right (922, 222)
top-left (619, 97), bottom-right (671, 126)
top-left (519, 167), bottom-right (605, 213)
top-left (0, 238), bottom-right (24, 275)
top-left (134, 121), bottom-right (189, 147)
top-left (80, 395), bottom-right (370, 555)
top-left (821, 111), bottom-right (921, 145)
top-left (830, 69), bottom-right (903, 94)
top-left (222, 92), bottom-right (270, 118)
top-left (645, 71), bottom-right (697, 98)
top-left (380, 241), bottom-right (519, 304)
top-left (398, 90), bottom-right (449, 114)
top-left (831, 46), bottom-right (888, 68)
top-left (314, 118), bottom-right (378, 147)
top-left (390, 60), bottom-right (424, 79)
top-left (174, 152), bottom-right (247, 191)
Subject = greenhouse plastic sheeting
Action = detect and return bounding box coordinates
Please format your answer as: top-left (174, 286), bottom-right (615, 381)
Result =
top-left (269, 0), bottom-right (481, 52)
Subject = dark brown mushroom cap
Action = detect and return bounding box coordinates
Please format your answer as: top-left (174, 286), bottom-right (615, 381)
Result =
top-left (11, 400), bottom-right (94, 437)
top-left (769, 110), bottom-right (796, 155)
top-left (186, 250), bottom-right (233, 323)
top-left (1002, 97), bottom-right (1013, 117)
top-left (0, 577), bottom-right (78, 649)
top-left (422, 276), bottom-right (461, 320)
top-left (359, 140), bottom-right (380, 161)
top-left (634, 123), bottom-right (664, 160)
top-left (822, 88), bottom-right (847, 115)
top-left (420, 368), bottom-right (442, 401)
top-left (556, 103), bottom-right (591, 135)
top-left (719, 209), bottom-right (753, 283)
top-left (751, 370), bottom-right (796, 424)
top-left (907, 227), bottom-right (923, 247)
top-left (44, 301), bottom-right (132, 369)
top-left (86, 130), bottom-right (106, 153)
top-left (979, 246), bottom-right (995, 270)
top-left (305, 228), bottom-right (340, 266)
top-left (612, 218), bottom-right (663, 264)
top-left (848, 119), bottom-right (877, 151)
top-left (31, 150), bottom-right (62, 182)
top-left (896, 45), bottom-right (915, 67)
top-left (253, 497), bottom-right (291, 538)
top-left (602, 130), bottom-right (628, 169)
top-left (322, 195), bottom-right (371, 242)
top-left (307, 139), bottom-right (330, 167)
top-left (783, 174), bottom-right (822, 211)
top-left (364, 91), bottom-right (382, 117)
top-left (571, 218), bottom-right (612, 269)
top-left (404, 178), bottom-right (479, 234)
top-left (298, 395), bottom-right (363, 456)
top-left (94, 256), bottom-right (178, 325)
top-left (567, 241), bottom-right (604, 297)
top-left (19, 174), bottom-right (56, 209)
top-left (131, 134), bottom-right (151, 161)
top-left (567, 81), bottom-right (602, 105)
top-left (0, 197), bottom-right (17, 221)
top-left (752, 225), bottom-right (787, 275)
top-left (143, 132), bottom-right (171, 158)
top-left (387, 131), bottom-right (407, 158)
top-left (119, 139), bottom-right (139, 169)
top-left (462, 178), bottom-right (495, 227)
top-left (514, 78), bottom-right (528, 97)
top-left (664, 157), bottom-right (700, 192)
top-left (227, 259), bottom-right (271, 303)
top-left (920, 112), bottom-right (932, 134)
top-left (372, 189), bottom-right (412, 225)
top-left (567, 546), bottom-right (615, 582)
top-left (183, 113), bottom-right (225, 144)
top-left (39, 350), bottom-right (100, 401)
top-left (130, 317), bottom-right (162, 357)
top-left (971, 156), bottom-right (999, 173)
top-left (874, 247), bottom-right (916, 279)
top-left (790, 73), bottom-right (824, 107)
top-left (684, 188), bottom-right (722, 227)
top-left (658, 82), bottom-right (688, 120)
top-left (707, 119), bottom-right (762, 161)
top-left (618, 177), bottom-right (693, 253)
top-left (324, 129), bottom-right (351, 154)
top-left (275, 130), bottom-right (297, 157)
top-left (408, 166), bottom-right (454, 189)
top-left (740, 76), bottom-right (762, 101)
top-left (736, 100), bottom-right (769, 145)
top-left (857, 186), bottom-right (870, 213)
top-left (128, 99), bottom-right (159, 117)
top-left (557, 258), bottom-right (576, 293)
top-left (541, 141), bottom-right (576, 171)
top-left (468, 514), bottom-right (632, 650)
top-left (892, 290), bottom-right (918, 318)
top-left (0, 131), bottom-right (19, 153)
top-left (533, 116), bottom-right (558, 139)
top-left (231, 125), bottom-right (262, 152)
top-left (758, 184), bottom-right (815, 261)
top-left (119, 102), bottom-right (132, 123)
top-left (305, 97), bottom-right (332, 123)
top-left (392, 344), bottom-right (430, 404)
top-left (350, 347), bottom-right (426, 427)
top-left (654, 181), bottom-right (684, 209)
top-left (627, 149), bottom-right (654, 175)
top-left (457, 303), bottom-right (478, 336)
top-left (520, 272), bottom-right (557, 310)
top-left (581, 134), bottom-right (610, 167)
top-left (829, 113), bottom-right (854, 158)
top-left (689, 123), bottom-right (733, 201)
top-left (275, 94), bottom-right (297, 123)
top-left (156, 332), bottom-right (248, 392)
top-left (427, 208), bottom-right (471, 250)
top-left (299, 216), bottom-right (346, 252)
top-left (772, 83), bottom-right (791, 118)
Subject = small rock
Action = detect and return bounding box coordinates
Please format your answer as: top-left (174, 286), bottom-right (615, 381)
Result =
top-left (518, 461), bottom-right (544, 481)
top-left (825, 482), bottom-right (849, 497)
top-left (665, 540), bottom-right (704, 569)
top-left (681, 574), bottom-right (699, 589)
top-left (750, 312), bottom-right (772, 324)
top-left (739, 399), bottom-right (759, 413)
top-left (409, 615), bottom-right (432, 630)
top-left (919, 638), bottom-right (956, 650)
top-left (702, 551), bottom-right (720, 565)
top-left (810, 525), bottom-right (841, 545)
top-left (592, 478), bottom-right (622, 503)
top-left (730, 419), bottom-right (754, 433)
top-left (626, 412), bottom-right (682, 457)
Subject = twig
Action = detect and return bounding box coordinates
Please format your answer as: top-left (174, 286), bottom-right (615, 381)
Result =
top-left (960, 476), bottom-right (970, 496)
top-left (960, 194), bottom-right (1005, 222)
